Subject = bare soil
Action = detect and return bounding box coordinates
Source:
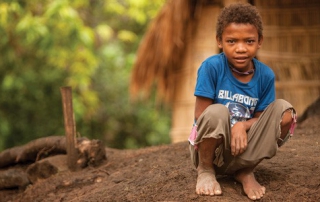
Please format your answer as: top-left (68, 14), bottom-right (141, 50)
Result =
top-left (0, 107), bottom-right (320, 202)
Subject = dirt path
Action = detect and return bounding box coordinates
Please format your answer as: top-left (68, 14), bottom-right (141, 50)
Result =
top-left (0, 114), bottom-right (319, 202)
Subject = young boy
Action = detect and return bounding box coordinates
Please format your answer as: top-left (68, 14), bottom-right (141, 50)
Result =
top-left (188, 3), bottom-right (297, 201)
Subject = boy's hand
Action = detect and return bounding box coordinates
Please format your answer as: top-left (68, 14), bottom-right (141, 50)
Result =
top-left (231, 122), bottom-right (248, 156)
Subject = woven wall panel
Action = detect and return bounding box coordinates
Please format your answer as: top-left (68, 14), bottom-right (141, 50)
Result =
top-left (256, 0), bottom-right (320, 115)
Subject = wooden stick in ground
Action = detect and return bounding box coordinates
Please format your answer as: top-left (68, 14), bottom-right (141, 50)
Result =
top-left (60, 86), bottom-right (78, 171)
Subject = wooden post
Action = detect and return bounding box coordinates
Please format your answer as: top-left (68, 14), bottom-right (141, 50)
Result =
top-left (60, 86), bottom-right (78, 171)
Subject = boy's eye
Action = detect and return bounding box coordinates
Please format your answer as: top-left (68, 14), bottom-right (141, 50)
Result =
top-left (247, 40), bottom-right (255, 44)
top-left (227, 40), bottom-right (235, 44)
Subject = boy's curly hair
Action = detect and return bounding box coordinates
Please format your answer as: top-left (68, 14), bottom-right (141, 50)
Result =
top-left (216, 3), bottom-right (263, 41)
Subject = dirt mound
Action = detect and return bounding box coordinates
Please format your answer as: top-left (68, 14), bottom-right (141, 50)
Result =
top-left (1, 104), bottom-right (320, 202)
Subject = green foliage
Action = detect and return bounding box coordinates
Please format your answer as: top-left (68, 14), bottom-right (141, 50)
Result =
top-left (0, 0), bottom-right (170, 151)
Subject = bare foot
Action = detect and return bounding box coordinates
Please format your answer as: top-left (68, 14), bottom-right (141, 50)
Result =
top-left (235, 170), bottom-right (265, 200)
top-left (196, 171), bottom-right (222, 196)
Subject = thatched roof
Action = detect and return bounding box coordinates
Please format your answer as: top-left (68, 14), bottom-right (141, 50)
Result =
top-left (130, 0), bottom-right (218, 103)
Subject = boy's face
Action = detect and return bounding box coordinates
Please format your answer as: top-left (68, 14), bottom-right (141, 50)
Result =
top-left (216, 23), bottom-right (263, 70)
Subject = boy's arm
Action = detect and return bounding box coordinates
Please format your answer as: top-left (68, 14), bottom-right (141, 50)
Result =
top-left (194, 96), bottom-right (213, 121)
top-left (231, 111), bottom-right (263, 156)
top-left (241, 111), bottom-right (263, 130)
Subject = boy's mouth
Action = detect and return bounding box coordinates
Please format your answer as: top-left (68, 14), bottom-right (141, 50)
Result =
top-left (234, 56), bottom-right (248, 63)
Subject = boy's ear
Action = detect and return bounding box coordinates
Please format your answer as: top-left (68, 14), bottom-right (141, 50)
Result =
top-left (216, 36), bottom-right (223, 49)
top-left (258, 35), bottom-right (264, 48)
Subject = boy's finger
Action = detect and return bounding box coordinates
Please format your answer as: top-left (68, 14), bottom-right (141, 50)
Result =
top-left (231, 138), bottom-right (236, 155)
top-left (234, 140), bottom-right (241, 156)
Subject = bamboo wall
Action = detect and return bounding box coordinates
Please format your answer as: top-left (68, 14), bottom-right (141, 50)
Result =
top-left (255, 0), bottom-right (320, 115)
top-left (170, 5), bottom-right (220, 143)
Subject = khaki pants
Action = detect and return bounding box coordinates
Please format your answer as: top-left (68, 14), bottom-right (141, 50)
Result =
top-left (189, 99), bottom-right (295, 175)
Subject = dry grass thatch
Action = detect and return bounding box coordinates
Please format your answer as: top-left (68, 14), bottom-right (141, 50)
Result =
top-left (130, 0), bottom-right (209, 103)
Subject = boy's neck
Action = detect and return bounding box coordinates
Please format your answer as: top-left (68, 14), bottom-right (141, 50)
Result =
top-left (229, 65), bottom-right (255, 75)
top-left (229, 62), bottom-right (255, 83)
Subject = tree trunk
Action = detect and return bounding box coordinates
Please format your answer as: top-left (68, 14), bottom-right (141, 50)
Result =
top-left (0, 169), bottom-right (30, 189)
top-left (26, 155), bottom-right (68, 184)
top-left (0, 136), bottom-right (106, 189)
top-left (0, 136), bottom-right (106, 168)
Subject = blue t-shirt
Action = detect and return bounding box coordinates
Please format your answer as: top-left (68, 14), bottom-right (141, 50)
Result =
top-left (195, 53), bottom-right (275, 126)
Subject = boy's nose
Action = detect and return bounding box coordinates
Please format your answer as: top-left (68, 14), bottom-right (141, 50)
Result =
top-left (235, 43), bottom-right (247, 53)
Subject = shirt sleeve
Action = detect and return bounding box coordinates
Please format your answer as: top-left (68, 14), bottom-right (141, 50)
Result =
top-left (194, 61), bottom-right (217, 100)
top-left (255, 72), bottom-right (276, 112)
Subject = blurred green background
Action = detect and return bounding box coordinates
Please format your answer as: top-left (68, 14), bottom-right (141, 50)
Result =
top-left (0, 0), bottom-right (171, 151)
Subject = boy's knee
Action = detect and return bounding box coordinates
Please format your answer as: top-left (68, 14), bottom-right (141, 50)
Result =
top-left (203, 104), bottom-right (229, 120)
top-left (270, 99), bottom-right (295, 117)
top-left (197, 104), bottom-right (230, 127)
top-left (204, 104), bottom-right (229, 117)
top-left (274, 99), bottom-right (293, 109)
top-left (275, 99), bottom-right (296, 117)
